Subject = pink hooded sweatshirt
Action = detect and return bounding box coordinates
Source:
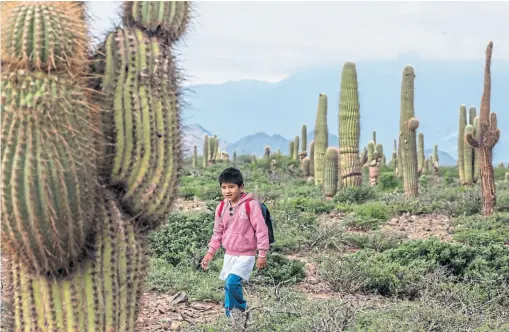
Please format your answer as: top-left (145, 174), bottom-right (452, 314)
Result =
top-left (207, 193), bottom-right (270, 257)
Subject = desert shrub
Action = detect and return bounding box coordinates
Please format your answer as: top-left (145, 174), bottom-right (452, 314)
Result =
top-left (343, 231), bottom-right (405, 252)
top-left (378, 171), bottom-right (402, 191)
top-left (251, 253), bottom-right (306, 286)
top-left (452, 213), bottom-right (509, 246)
top-left (333, 186), bottom-right (378, 204)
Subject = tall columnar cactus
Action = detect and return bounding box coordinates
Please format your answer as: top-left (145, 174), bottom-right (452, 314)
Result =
top-left (433, 144), bottom-right (440, 180)
top-left (309, 140), bottom-right (315, 177)
top-left (192, 144), bottom-right (197, 168)
top-left (338, 62), bottom-right (362, 187)
top-left (203, 135), bottom-right (209, 168)
top-left (300, 124), bottom-right (308, 158)
top-left (1, 1), bottom-right (190, 331)
top-left (464, 125), bottom-right (475, 185)
top-left (289, 141), bottom-right (294, 158)
top-left (367, 141), bottom-right (381, 186)
top-left (372, 130), bottom-right (377, 144)
top-left (301, 157), bottom-right (311, 177)
top-left (465, 42), bottom-right (500, 216)
top-left (293, 136), bottom-right (300, 160)
top-left (418, 132), bottom-right (425, 174)
top-left (424, 158), bottom-right (430, 174)
top-left (323, 147), bottom-right (339, 198)
top-left (399, 65), bottom-right (419, 197)
top-left (264, 146), bottom-right (271, 159)
top-left (314, 94), bottom-right (328, 185)
top-left (233, 151), bottom-right (237, 166)
top-left (458, 104), bottom-right (467, 184)
top-left (376, 144), bottom-right (385, 168)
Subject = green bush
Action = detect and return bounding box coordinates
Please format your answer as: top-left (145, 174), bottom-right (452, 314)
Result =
top-left (333, 186), bottom-right (378, 204)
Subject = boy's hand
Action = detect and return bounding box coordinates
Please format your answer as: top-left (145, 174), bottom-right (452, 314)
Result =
top-left (256, 256), bottom-right (267, 270)
top-left (201, 252), bottom-right (214, 270)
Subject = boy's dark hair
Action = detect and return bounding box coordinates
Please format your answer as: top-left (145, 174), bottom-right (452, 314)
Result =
top-left (218, 167), bottom-right (244, 186)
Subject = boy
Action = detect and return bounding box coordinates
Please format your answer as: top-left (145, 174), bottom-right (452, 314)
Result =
top-left (200, 167), bottom-right (270, 317)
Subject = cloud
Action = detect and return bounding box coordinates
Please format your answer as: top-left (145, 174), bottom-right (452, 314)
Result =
top-left (87, 1), bottom-right (509, 84)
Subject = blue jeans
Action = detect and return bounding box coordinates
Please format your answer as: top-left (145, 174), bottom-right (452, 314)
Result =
top-left (224, 274), bottom-right (246, 317)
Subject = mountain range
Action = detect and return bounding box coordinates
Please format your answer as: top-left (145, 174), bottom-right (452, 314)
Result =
top-left (181, 54), bottom-right (509, 164)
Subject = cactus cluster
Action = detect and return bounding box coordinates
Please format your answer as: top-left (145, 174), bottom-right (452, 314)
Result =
top-left (399, 65), bottom-right (420, 197)
top-left (1, 1), bottom-right (191, 331)
top-left (338, 62), bottom-right (362, 188)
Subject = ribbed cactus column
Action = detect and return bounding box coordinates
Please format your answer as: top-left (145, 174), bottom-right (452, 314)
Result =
top-left (301, 158), bottom-right (311, 177)
top-left (289, 141), bottom-right (294, 158)
top-left (314, 94), bottom-right (328, 185)
top-left (377, 144), bottom-right (386, 167)
top-left (300, 125), bottom-right (308, 158)
top-left (458, 104), bottom-right (467, 184)
top-left (338, 62), bottom-right (362, 187)
top-left (399, 65), bottom-right (419, 197)
top-left (367, 141), bottom-right (381, 186)
top-left (473, 116), bottom-right (480, 183)
top-left (203, 135), bottom-right (208, 168)
top-left (323, 147), bottom-right (339, 198)
top-left (192, 144), bottom-right (197, 168)
top-left (293, 136), bottom-right (300, 160)
top-left (432, 144), bottom-right (440, 180)
top-left (309, 141), bottom-right (315, 176)
top-left (464, 125), bottom-right (475, 185)
top-left (465, 41), bottom-right (500, 216)
top-left (418, 132), bottom-right (425, 175)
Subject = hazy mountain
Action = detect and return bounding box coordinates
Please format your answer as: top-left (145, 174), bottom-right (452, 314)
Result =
top-left (183, 124), bottom-right (457, 165)
top-left (182, 123), bottom-right (230, 156)
top-left (184, 56), bottom-right (509, 163)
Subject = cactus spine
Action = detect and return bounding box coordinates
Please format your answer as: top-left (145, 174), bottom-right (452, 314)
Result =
top-left (192, 144), bottom-right (197, 168)
top-left (314, 94), bottom-right (328, 185)
top-left (300, 124), bottom-right (308, 158)
top-left (465, 42), bottom-right (500, 215)
top-left (323, 147), bottom-right (339, 198)
top-left (338, 62), bottom-right (362, 187)
top-left (399, 65), bottom-right (420, 197)
top-left (1, 2), bottom-right (190, 331)
top-left (418, 132), bottom-right (425, 175)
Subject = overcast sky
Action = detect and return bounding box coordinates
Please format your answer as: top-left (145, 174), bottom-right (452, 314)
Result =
top-left (87, 1), bottom-right (509, 85)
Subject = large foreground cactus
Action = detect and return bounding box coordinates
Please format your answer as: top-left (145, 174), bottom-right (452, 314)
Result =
top-left (338, 62), bottom-right (362, 187)
top-left (465, 41), bottom-right (500, 216)
top-left (399, 65), bottom-right (419, 197)
top-left (1, 1), bottom-right (191, 331)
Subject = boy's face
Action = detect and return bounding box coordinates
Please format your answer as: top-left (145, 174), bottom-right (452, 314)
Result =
top-left (220, 182), bottom-right (244, 202)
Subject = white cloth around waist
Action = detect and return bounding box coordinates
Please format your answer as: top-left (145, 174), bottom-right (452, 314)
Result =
top-left (219, 254), bottom-right (256, 281)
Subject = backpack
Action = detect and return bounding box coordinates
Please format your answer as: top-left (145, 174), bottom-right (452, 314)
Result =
top-left (218, 198), bottom-right (275, 245)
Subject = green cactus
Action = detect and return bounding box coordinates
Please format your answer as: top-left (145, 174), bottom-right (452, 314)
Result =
top-left (301, 157), bottom-right (311, 177)
top-left (192, 144), bottom-right (197, 168)
top-left (418, 132), bottom-right (425, 174)
top-left (458, 104), bottom-right (467, 184)
top-left (309, 140), bottom-right (315, 177)
top-left (251, 154), bottom-right (257, 164)
top-left (376, 143), bottom-right (385, 168)
top-left (338, 62), bottom-right (362, 187)
top-left (399, 65), bottom-right (420, 197)
top-left (1, 2), bottom-right (89, 75)
top-left (293, 136), bottom-right (300, 160)
top-left (424, 158), bottom-right (430, 174)
top-left (323, 147), bottom-right (339, 198)
top-left (289, 141), bottom-right (294, 158)
top-left (123, 1), bottom-right (191, 44)
top-left (300, 124), bottom-right (308, 158)
top-left (372, 130), bottom-right (377, 144)
top-left (233, 151), bottom-right (237, 166)
top-left (367, 141), bottom-right (381, 186)
top-left (314, 94), bottom-right (328, 185)
top-left (464, 125), bottom-right (475, 185)
top-left (0, 2), bottom-right (189, 331)
top-left (203, 135), bottom-right (208, 168)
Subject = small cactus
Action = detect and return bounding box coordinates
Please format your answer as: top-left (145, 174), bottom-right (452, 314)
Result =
top-left (309, 141), bottom-right (315, 177)
top-left (367, 140), bottom-right (381, 186)
top-left (418, 132), bottom-right (425, 174)
top-left (192, 144), bottom-right (197, 168)
top-left (323, 147), bottom-right (339, 198)
top-left (301, 157), bottom-right (311, 177)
